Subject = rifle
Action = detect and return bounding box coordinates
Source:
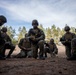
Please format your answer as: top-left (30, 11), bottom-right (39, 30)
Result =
top-left (60, 37), bottom-right (71, 46)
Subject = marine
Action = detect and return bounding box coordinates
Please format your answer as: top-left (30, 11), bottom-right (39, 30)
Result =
top-left (1, 27), bottom-right (15, 58)
top-left (60, 26), bottom-right (75, 60)
top-left (70, 29), bottom-right (76, 60)
top-left (44, 38), bottom-right (58, 58)
top-left (0, 15), bottom-right (7, 60)
top-left (14, 34), bottom-right (32, 58)
top-left (27, 19), bottom-right (45, 60)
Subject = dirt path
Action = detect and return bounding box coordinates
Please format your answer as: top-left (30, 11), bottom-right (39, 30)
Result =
top-left (0, 45), bottom-right (76, 75)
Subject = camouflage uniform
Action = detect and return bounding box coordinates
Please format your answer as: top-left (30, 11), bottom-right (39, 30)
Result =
top-left (0, 15), bottom-right (7, 60)
top-left (15, 34), bottom-right (32, 58)
top-left (44, 39), bottom-right (58, 57)
top-left (1, 27), bottom-right (15, 58)
top-left (60, 26), bottom-right (75, 59)
top-left (28, 20), bottom-right (45, 59)
top-left (70, 33), bottom-right (76, 60)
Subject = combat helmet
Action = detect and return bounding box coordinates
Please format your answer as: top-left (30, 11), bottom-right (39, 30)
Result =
top-left (32, 19), bottom-right (39, 26)
top-left (64, 26), bottom-right (70, 31)
top-left (1, 27), bottom-right (7, 32)
top-left (0, 15), bottom-right (7, 26)
top-left (0, 15), bottom-right (7, 23)
top-left (50, 38), bottom-right (54, 43)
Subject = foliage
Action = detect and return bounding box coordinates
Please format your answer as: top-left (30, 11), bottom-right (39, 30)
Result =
top-left (17, 26), bottom-right (27, 42)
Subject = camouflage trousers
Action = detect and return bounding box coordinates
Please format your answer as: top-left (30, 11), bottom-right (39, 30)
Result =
top-left (71, 38), bottom-right (76, 57)
top-left (0, 44), bottom-right (6, 57)
top-left (31, 40), bottom-right (44, 59)
top-left (2, 43), bottom-right (15, 57)
top-left (14, 50), bottom-right (33, 58)
top-left (65, 46), bottom-right (71, 58)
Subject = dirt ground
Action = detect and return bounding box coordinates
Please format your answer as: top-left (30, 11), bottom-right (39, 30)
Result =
top-left (0, 45), bottom-right (76, 75)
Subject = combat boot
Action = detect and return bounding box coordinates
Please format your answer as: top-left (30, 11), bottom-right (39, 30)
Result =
top-left (38, 56), bottom-right (45, 60)
top-left (0, 55), bottom-right (6, 60)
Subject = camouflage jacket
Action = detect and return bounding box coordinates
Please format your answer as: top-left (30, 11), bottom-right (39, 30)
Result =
top-left (18, 38), bottom-right (31, 50)
top-left (45, 42), bottom-right (58, 54)
top-left (48, 43), bottom-right (58, 53)
top-left (0, 30), bottom-right (5, 46)
top-left (27, 28), bottom-right (45, 43)
top-left (1, 33), bottom-right (11, 43)
top-left (60, 32), bottom-right (75, 46)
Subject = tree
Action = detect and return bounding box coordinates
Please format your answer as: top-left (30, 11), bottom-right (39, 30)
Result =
top-left (7, 26), bottom-right (16, 40)
top-left (38, 24), bottom-right (46, 33)
top-left (70, 27), bottom-right (76, 33)
top-left (45, 27), bottom-right (51, 41)
top-left (3, 26), bottom-right (17, 44)
top-left (17, 26), bottom-right (27, 42)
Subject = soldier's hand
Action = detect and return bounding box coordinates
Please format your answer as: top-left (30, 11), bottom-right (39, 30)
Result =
top-left (29, 36), bottom-right (35, 40)
top-left (30, 36), bottom-right (36, 41)
top-left (65, 40), bottom-right (71, 44)
top-left (23, 48), bottom-right (27, 50)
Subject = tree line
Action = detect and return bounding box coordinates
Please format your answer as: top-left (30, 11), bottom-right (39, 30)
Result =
top-left (2, 24), bottom-right (76, 45)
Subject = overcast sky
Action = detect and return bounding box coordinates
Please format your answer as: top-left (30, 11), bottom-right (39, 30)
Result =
top-left (0, 0), bottom-right (76, 32)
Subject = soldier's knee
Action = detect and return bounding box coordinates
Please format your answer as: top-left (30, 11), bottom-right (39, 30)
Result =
top-left (44, 47), bottom-right (48, 52)
top-left (38, 40), bottom-right (44, 45)
top-left (11, 45), bottom-right (15, 50)
top-left (72, 38), bottom-right (76, 45)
